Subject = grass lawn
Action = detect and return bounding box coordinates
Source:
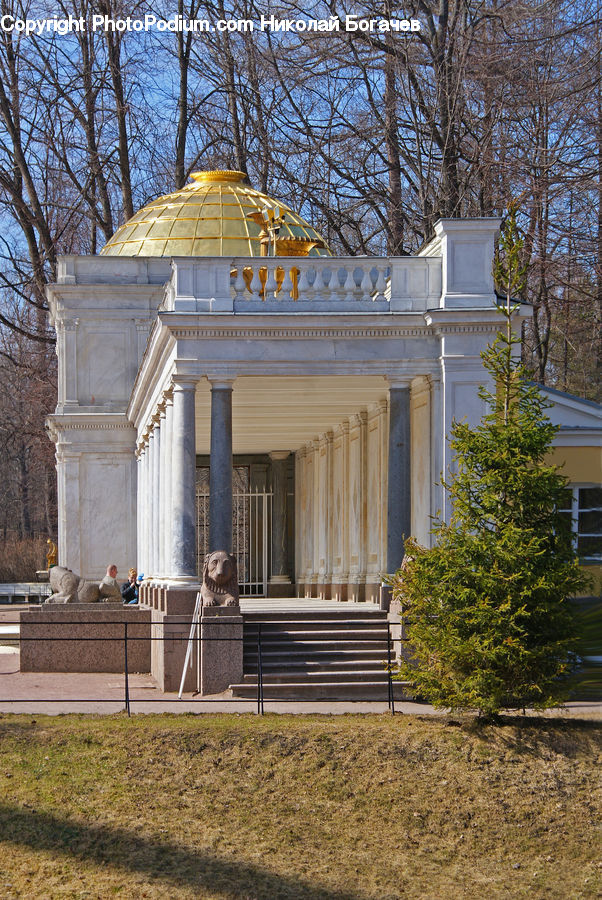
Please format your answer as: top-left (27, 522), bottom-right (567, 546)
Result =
top-left (0, 713), bottom-right (600, 899)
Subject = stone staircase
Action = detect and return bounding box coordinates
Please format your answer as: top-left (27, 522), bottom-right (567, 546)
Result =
top-left (229, 601), bottom-right (400, 700)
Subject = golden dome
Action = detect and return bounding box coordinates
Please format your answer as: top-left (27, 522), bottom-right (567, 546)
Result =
top-left (100, 170), bottom-right (330, 257)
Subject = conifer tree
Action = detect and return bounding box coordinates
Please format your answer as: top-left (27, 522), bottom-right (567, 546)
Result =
top-left (391, 205), bottom-right (588, 716)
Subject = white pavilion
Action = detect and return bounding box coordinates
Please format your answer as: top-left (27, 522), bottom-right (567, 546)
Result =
top-left (43, 170), bottom-right (602, 691)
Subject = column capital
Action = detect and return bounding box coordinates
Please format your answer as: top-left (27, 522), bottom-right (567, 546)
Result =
top-left (269, 450), bottom-right (291, 461)
top-left (386, 374), bottom-right (413, 389)
top-left (208, 376), bottom-right (236, 390)
top-left (171, 374), bottom-right (198, 390)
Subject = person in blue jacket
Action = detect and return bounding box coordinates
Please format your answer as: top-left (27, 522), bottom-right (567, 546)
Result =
top-left (121, 568), bottom-right (139, 604)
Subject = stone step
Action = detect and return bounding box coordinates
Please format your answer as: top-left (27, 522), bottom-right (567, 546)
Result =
top-left (244, 628), bottom-right (389, 641)
top-left (244, 648), bottom-right (388, 664)
top-left (242, 670), bottom-right (389, 684)
top-left (244, 639), bottom-right (388, 654)
top-left (246, 658), bottom-right (390, 673)
top-left (229, 681), bottom-right (409, 700)
top-left (245, 619), bottom-right (388, 631)
top-left (243, 610), bottom-right (386, 622)
top-left (235, 606), bottom-right (394, 701)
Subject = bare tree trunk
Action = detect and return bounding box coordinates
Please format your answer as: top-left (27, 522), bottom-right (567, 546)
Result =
top-left (174, 0), bottom-right (198, 188)
top-left (383, 29), bottom-right (405, 254)
top-left (98, 0), bottom-right (134, 219)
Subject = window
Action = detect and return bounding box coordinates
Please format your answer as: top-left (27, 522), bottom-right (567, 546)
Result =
top-left (558, 486), bottom-right (602, 562)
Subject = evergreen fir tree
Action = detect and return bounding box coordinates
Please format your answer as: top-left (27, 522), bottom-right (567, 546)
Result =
top-left (391, 205), bottom-right (588, 716)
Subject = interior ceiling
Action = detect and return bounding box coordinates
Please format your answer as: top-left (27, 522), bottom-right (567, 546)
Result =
top-left (194, 375), bottom-right (388, 454)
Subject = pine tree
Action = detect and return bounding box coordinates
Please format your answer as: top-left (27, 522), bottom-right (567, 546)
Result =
top-left (390, 206), bottom-right (588, 716)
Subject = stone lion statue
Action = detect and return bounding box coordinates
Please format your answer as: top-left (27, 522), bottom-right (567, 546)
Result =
top-left (201, 551), bottom-right (239, 608)
top-left (48, 566), bottom-right (117, 604)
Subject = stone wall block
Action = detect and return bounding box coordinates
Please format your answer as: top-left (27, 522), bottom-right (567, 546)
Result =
top-left (20, 604), bottom-right (152, 673)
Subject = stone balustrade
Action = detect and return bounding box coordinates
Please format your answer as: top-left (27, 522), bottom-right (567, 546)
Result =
top-left (231, 256), bottom-right (390, 307)
top-left (57, 237), bottom-right (512, 314)
top-left (54, 219), bottom-right (504, 315)
top-left (161, 255), bottom-right (443, 313)
top-left (230, 256), bottom-right (442, 311)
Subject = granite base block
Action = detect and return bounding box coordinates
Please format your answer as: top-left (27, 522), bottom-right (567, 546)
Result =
top-left (20, 603), bottom-right (152, 673)
top-left (200, 607), bottom-right (243, 695)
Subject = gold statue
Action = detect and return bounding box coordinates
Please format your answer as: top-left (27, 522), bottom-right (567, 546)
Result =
top-left (46, 539), bottom-right (57, 569)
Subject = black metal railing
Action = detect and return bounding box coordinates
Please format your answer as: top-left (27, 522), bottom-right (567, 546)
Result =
top-left (1, 618), bottom-right (403, 715)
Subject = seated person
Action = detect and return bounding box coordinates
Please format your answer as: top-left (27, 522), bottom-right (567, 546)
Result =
top-left (99, 564), bottom-right (121, 599)
top-left (121, 568), bottom-right (139, 604)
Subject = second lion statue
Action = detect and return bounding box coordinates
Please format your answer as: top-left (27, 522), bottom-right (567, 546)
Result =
top-left (201, 551), bottom-right (240, 608)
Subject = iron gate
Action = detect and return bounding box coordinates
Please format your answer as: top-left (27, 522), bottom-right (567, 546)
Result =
top-left (196, 469), bottom-right (273, 596)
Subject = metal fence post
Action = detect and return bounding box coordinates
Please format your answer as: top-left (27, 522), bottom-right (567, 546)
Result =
top-left (257, 622), bottom-right (264, 715)
top-left (124, 621), bottom-right (131, 716)
top-left (387, 620), bottom-right (395, 716)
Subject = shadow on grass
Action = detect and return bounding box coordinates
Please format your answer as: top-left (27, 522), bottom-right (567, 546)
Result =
top-left (0, 802), bottom-right (367, 900)
top-left (461, 714), bottom-right (602, 757)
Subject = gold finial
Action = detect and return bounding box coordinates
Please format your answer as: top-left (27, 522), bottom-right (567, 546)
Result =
top-left (190, 170), bottom-right (247, 184)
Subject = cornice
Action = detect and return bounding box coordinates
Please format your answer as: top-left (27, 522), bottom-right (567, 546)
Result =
top-left (46, 413), bottom-right (134, 432)
top-left (55, 422), bottom-right (134, 431)
top-left (424, 307), bottom-right (529, 331)
top-left (47, 283), bottom-right (165, 298)
top-left (168, 324), bottom-right (434, 340)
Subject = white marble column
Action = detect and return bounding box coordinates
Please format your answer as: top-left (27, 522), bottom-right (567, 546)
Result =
top-left (158, 402), bottom-right (168, 576)
top-left (152, 415), bottom-right (161, 578)
top-left (141, 434), bottom-right (150, 576)
top-left (323, 430), bottom-right (334, 594)
top-left (429, 371), bottom-right (444, 539)
top-left (162, 393), bottom-right (174, 577)
top-left (311, 438), bottom-right (321, 587)
top-left (348, 410), bottom-right (367, 590)
top-left (170, 376), bottom-right (198, 579)
top-left (146, 428), bottom-right (155, 576)
top-left (332, 420), bottom-right (350, 593)
top-left (136, 446), bottom-right (143, 573)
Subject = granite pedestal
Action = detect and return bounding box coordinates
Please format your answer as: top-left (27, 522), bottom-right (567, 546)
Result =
top-left (200, 606), bottom-right (243, 695)
top-left (20, 603), bottom-right (152, 673)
